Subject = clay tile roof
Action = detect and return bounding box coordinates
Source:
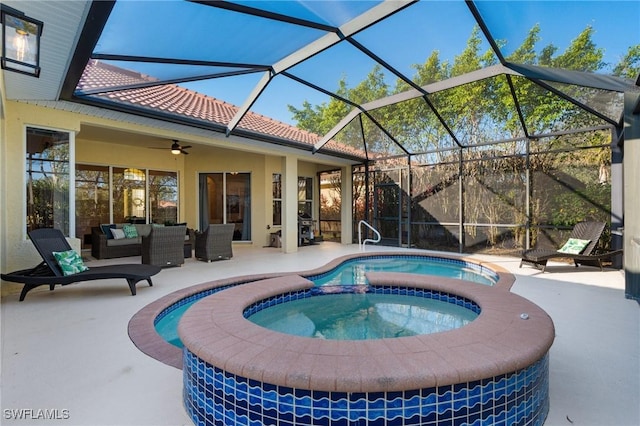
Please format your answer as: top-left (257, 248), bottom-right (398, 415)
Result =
top-left (77, 60), bottom-right (365, 159)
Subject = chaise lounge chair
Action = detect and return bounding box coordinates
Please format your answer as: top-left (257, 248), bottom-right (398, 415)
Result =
top-left (520, 221), bottom-right (623, 272)
top-left (1, 228), bottom-right (161, 301)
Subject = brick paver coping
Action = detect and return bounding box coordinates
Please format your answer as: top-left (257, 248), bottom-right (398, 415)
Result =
top-left (128, 252), bottom-right (530, 375)
top-left (178, 271), bottom-right (554, 392)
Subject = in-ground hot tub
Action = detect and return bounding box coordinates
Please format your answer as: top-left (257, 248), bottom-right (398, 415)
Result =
top-left (247, 286), bottom-right (479, 340)
top-left (179, 271), bottom-right (554, 426)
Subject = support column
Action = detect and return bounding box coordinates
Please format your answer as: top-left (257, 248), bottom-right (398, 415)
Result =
top-left (623, 90), bottom-right (640, 301)
top-left (282, 155), bottom-right (298, 253)
top-left (610, 127), bottom-right (624, 268)
top-left (341, 165), bottom-right (353, 245)
top-left (458, 149), bottom-right (464, 253)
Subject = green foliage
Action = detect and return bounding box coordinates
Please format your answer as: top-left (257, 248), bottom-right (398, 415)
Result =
top-left (292, 22), bottom-right (625, 250)
top-left (552, 27), bottom-right (604, 72)
top-left (289, 22), bottom-right (627, 142)
top-left (508, 24), bottom-right (541, 64)
top-left (288, 100), bottom-right (326, 135)
top-left (551, 183), bottom-right (611, 226)
top-left (28, 177), bottom-right (70, 231)
top-left (612, 44), bottom-right (640, 79)
top-left (288, 79), bottom-right (352, 135)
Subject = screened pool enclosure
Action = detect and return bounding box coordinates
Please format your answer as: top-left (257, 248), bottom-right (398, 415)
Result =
top-left (61, 0), bottom-right (638, 255)
top-left (349, 126), bottom-right (617, 255)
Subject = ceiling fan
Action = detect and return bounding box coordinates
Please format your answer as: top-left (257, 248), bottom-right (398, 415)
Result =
top-left (150, 140), bottom-right (191, 155)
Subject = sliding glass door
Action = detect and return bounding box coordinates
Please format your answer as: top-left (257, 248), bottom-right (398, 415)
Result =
top-left (198, 172), bottom-right (251, 241)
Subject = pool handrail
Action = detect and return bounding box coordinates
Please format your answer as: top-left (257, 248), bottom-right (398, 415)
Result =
top-left (358, 220), bottom-right (381, 251)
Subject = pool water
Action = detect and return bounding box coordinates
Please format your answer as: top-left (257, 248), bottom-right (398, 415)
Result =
top-left (310, 257), bottom-right (495, 286)
top-left (155, 255), bottom-right (496, 348)
top-left (155, 303), bottom-right (192, 348)
top-left (248, 293), bottom-right (478, 339)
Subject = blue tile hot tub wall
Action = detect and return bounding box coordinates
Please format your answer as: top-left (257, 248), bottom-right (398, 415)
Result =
top-left (183, 350), bottom-right (549, 426)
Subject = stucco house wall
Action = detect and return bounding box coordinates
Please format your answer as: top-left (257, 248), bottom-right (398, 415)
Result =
top-left (0, 100), bottom-right (350, 282)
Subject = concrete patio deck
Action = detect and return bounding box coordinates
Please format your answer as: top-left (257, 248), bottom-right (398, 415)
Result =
top-left (1, 243), bottom-right (638, 426)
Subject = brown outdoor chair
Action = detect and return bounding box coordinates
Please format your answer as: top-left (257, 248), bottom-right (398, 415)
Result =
top-left (195, 224), bottom-right (234, 262)
top-left (141, 226), bottom-right (187, 267)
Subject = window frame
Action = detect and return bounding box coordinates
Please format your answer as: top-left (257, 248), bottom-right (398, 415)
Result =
top-left (25, 125), bottom-right (75, 238)
top-left (76, 163), bottom-right (179, 225)
top-left (272, 173), bottom-right (282, 227)
top-left (298, 176), bottom-right (313, 217)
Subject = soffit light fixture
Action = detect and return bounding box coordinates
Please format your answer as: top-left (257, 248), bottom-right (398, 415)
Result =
top-left (1, 5), bottom-right (43, 77)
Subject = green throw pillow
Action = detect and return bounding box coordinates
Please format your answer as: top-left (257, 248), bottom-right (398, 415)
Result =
top-left (122, 224), bottom-right (138, 238)
top-left (53, 250), bottom-right (89, 276)
top-left (557, 238), bottom-right (591, 255)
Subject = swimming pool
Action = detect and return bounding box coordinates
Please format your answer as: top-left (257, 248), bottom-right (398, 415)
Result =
top-left (308, 255), bottom-right (496, 286)
top-left (154, 254), bottom-right (497, 347)
top-left (129, 251), bottom-right (552, 426)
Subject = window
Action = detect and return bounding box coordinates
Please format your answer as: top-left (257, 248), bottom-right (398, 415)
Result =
top-left (26, 127), bottom-right (71, 234)
top-left (319, 170), bottom-right (342, 241)
top-left (298, 176), bottom-right (313, 216)
top-left (272, 173), bottom-right (281, 226)
top-left (149, 170), bottom-right (178, 224)
top-left (75, 164), bottom-right (109, 245)
top-left (75, 164), bottom-right (177, 247)
top-left (113, 167), bottom-right (146, 223)
top-left (199, 172), bottom-right (251, 241)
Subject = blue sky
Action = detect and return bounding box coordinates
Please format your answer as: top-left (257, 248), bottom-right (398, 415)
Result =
top-left (98, 1), bottom-right (639, 125)
top-left (477, 1), bottom-right (639, 68)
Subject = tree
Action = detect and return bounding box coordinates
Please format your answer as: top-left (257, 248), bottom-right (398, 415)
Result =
top-left (552, 26), bottom-right (604, 72)
top-left (288, 78), bottom-right (352, 136)
top-left (289, 23), bottom-right (631, 252)
top-left (612, 44), bottom-right (640, 80)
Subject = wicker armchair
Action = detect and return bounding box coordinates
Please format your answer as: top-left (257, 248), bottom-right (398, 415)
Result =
top-left (141, 226), bottom-right (187, 267)
top-left (195, 224), bottom-right (234, 262)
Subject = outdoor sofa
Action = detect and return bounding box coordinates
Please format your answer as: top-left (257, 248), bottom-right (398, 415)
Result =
top-left (92, 223), bottom-right (193, 259)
